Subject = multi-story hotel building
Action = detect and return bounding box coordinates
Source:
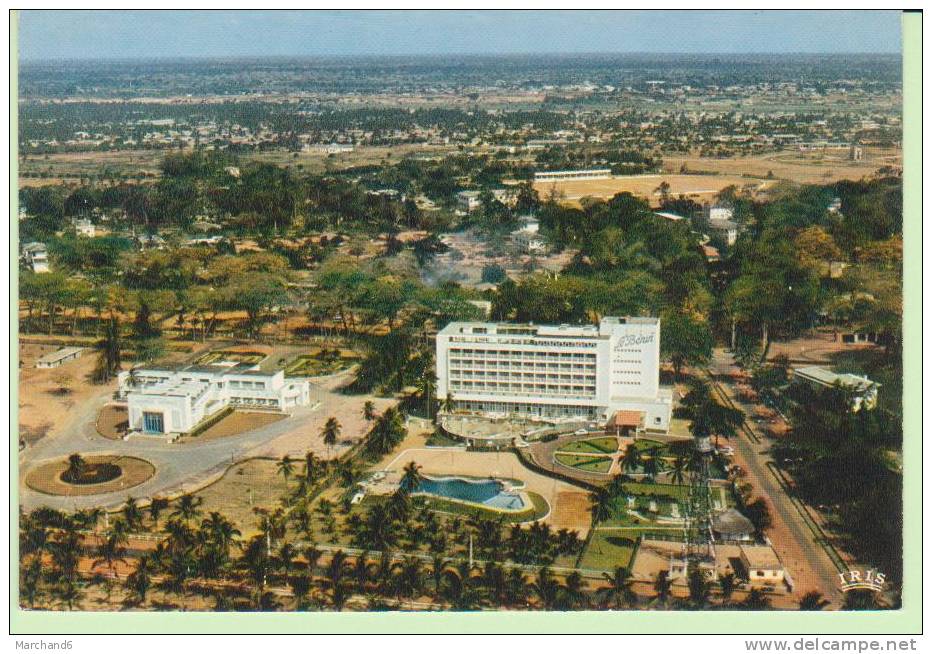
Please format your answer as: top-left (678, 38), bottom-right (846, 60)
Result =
top-left (116, 363), bottom-right (311, 436)
top-left (436, 316), bottom-right (672, 431)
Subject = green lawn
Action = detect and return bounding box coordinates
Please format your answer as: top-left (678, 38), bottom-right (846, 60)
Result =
top-left (578, 531), bottom-right (639, 571)
top-left (559, 437), bottom-right (619, 455)
top-left (555, 452), bottom-right (613, 473)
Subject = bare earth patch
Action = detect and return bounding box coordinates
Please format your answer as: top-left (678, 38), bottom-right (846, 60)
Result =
top-left (184, 411), bottom-right (287, 442)
top-left (96, 404), bottom-right (129, 440)
top-left (25, 455), bottom-right (155, 497)
top-left (189, 458), bottom-right (291, 536)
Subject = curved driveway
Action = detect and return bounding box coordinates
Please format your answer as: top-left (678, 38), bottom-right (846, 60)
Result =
top-left (18, 371), bottom-right (360, 512)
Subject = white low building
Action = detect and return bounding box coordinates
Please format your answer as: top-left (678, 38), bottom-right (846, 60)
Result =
top-left (436, 316), bottom-right (673, 431)
top-left (117, 363), bottom-right (311, 436)
top-left (793, 366), bottom-right (879, 412)
top-left (36, 347), bottom-right (84, 369)
top-left (533, 169), bottom-right (612, 182)
top-left (511, 217), bottom-right (546, 253)
top-left (456, 190), bottom-right (482, 213)
top-left (21, 242), bottom-right (50, 273)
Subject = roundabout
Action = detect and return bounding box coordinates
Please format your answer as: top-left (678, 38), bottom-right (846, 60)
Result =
top-left (25, 454), bottom-right (156, 497)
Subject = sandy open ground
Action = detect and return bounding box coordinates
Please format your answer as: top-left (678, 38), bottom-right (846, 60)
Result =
top-left (535, 173), bottom-right (769, 207)
top-left (662, 146), bottom-right (901, 185)
top-left (382, 447), bottom-right (592, 535)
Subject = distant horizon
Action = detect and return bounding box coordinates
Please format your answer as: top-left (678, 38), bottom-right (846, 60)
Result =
top-left (19, 51), bottom-right (903, 65)
top-left (18, 10), bottom-right (902, 60)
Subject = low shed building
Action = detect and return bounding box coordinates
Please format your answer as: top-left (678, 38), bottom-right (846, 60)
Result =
top-left (35, 347), bottom-right (84, 369)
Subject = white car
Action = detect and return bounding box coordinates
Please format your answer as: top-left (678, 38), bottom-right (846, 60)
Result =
top-left (716, 446), bottom-right (735, 457)
top-left (574, 428), bottom-right (588, 435)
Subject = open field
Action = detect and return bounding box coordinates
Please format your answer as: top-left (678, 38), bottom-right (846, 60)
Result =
top-left (535, 173), bottom-right (768, 207)
top-left (183, 410), bottom-right (287, 442)
top-left (662, 146), bottom-right (901, 185)
top-left (185, 457), bottom-right (290, 537)
top-left (18, 143), bottom-right (458, 187)
top-left (534, 146), bottom-right (901, 207)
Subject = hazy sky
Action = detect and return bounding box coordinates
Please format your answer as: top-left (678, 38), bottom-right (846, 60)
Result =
top-left (18, 10), bottom-right (903, 60)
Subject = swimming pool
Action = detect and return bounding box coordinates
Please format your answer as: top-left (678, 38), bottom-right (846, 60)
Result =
top-left (412, 476), bottom-right (526, 511)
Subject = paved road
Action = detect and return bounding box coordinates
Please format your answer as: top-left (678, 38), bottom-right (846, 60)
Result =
top-left (18, 371), bottom-right (360, 512)
top-left (709, 349), bottom-right (843, 605)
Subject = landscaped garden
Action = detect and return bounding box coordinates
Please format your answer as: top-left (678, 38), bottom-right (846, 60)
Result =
top-left (559, 437), bottom-right (619, 455)
top-left (552, 436), bottom-right (619, 475)
top-left (25, 454), bottom-right (156, 496)
top-left (554, 453), bottom-right (613, 474)
top-left (285, 348), bottom-right (361, 377)
top-left (194, 350), bottom-right (266, 366)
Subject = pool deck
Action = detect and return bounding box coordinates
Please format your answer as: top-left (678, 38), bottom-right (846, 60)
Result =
top-left (380, 447), bottom-right (593, 536)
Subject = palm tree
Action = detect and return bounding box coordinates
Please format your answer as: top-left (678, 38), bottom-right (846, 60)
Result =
top-left (304, 451), bottom-right (323, 484)
top-left (505, 567), bottom-right (531, 608)
top-left (289, 573), bottom-right (314, 610)
top-left (440, 392), bottom-right (454, 415)
top-left (642, 446), bottom-right (665, 480)
top-left (122, 496), bottom-right (143, 530)
top-left (718, 571), bottom-right (739, 606)
top-left (20, 558), bottom-right (43, 609)
top-left (202, 511), bottom-right (241, 561)
top-left (363, 401), bottom-right (377, 423)
top-left (303, 544), bottom-right (323, 577)
top-left (93, 520), bottom-right (128, 600)
top-left (622, 444), bottom-right (642, 474)
top-left (66, 453), bottom-right (86, 480)
top-left (321, 417), bottom-right (341, 455)
top-left (277, 454), bottom-right (295, 482)
top-left (670, 455), bottom-right (689, 486)
top-left (599, 566), bottom-right (637, 609)
top-left (589, 489), bottom-right (613, 525)
top-left (400, 461), bottom-right (423, 492)
top-left (148, 497), bottom-right (169, 528)
top-left (687, 565), bottom-right (711, 608)
top-left (323, 550), bottom-right (353, 610)
top-left (799, 590), bottom-right (831, 610)
top-left (171, 494), bottom-right (203, 524)
top-left (561, 571), bottom-right (589, 609)
top-left (843, 589), bottom-right (879, 610)
top-left (416, 374), bottom-right (436, 419)
top-left (741, 588), bottom-right (772, 610)
top-left (531, 566), bottom-right (562, 610)
top-left (125, 554), bottom-right (154, 606)
top-left (55, 579), bottom-right (84, 611)
top-left (652, 570), bottom-right (673, 608)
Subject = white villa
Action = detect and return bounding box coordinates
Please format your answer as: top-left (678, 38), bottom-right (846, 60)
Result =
top-left (21, 242), bottom-right (50, 273)
top-left (436, 316), bottom-right (673, 431)
top-left (117, 363), bottom-right (311, 436)
top-left (793, 366), bottom-right (880, 412)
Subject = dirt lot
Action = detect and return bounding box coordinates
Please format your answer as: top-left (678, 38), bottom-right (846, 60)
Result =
top-left (190, 458), bottom-right (291, 537)
top-left (18, 342), bottom-right (116, 447)
top-left (662, 146), bottom-right (900, 185)
top-left (96, 404), bottom-right (129, 440)
top-left (535, 173), bottom-right (768, 207)
top-left (185, 411), bottom-right (287, 443)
